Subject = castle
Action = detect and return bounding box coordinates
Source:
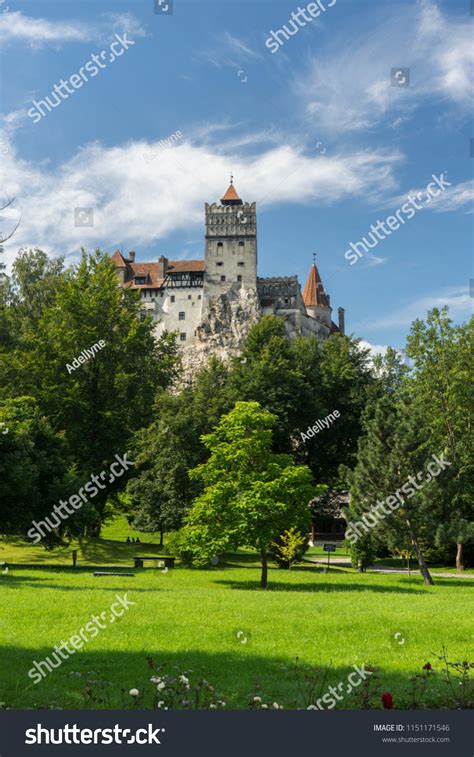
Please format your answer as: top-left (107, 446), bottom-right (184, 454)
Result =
top-left (111, 179), bottom-right (345, 373)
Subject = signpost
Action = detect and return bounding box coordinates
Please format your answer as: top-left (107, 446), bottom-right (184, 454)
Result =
top-left (323, 543), bottom-right (336, 571)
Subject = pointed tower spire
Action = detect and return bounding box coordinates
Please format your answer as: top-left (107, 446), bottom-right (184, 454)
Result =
top-left (221, 175), bottom-right (243, 205)
top-left (303, 257), bottom-right (330, 309)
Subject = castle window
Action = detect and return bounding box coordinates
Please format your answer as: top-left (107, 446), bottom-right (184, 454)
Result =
top-left (237, 261), bottom-right (245, 266)
top-left (238, 241), bottom-right (244, 247)
top-left (220, 275), bottom-right (226, 282)
top-left (134, 276), bottom-right (146, 285)
top-left (188, 294), bottom-right (192, 299)
top-left (216, 261), bottom-right (223, 267)
top-left (180, 333), bottom-right (186, 341)
top-left (170, 295), bottom-right (175, 303)
top-left (179, 312), bottom-right (185, 320)
top-left (237, 275), bottom-right (242, 282)
top-left (198, 294), bottom-right (202, 299)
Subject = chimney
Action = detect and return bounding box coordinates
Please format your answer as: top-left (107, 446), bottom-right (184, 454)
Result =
top-left (158, 255), bottom-right (169, 278)
top-left (338, 307), bottom-right (345, 335)
top-left (128, 251), bottom-right (136, 262)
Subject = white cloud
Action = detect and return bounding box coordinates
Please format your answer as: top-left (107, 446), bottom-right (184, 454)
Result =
top-left (0, 127), bottom-right (401, 267)
top-left (387, 179), bottom-right (474, 214)
top-left (363, 286), bottom-right (472, 330)
top-left (358, 340), bottom-right (392, 358)
top-left (0, 10), bottom-right (146, 48)
top-left (297, 0), bottom-right (474, 134)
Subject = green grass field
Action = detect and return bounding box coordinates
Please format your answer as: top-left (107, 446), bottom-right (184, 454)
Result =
top-left (0, 519), bottom-right (473, 710)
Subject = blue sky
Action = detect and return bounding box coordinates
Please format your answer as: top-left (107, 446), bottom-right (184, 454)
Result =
top-left (0, 0), bottom-right (472, 352)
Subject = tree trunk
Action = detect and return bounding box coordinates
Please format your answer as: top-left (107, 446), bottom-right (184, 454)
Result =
top-left (260, 551), bottom-right (268, 589)
top-left (456, 542), bottom-right (464, 572)
top-left (406, 518), bottom-right (434, 585)
top-left (159, 529), bottom-right (164, 548)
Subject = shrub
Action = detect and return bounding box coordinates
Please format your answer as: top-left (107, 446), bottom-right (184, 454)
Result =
top-left (270, 527), bottom-right (308, 569)
top-left (350, 535), bottom-right (375, 570)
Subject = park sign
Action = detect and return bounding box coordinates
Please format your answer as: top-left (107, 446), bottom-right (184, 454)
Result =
top-left (323, 544), bottom-right (337, 552)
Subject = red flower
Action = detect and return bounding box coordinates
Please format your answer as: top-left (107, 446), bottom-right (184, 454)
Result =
top-left (422, 662), bottom-right (432, 671)
top-left (381, 692), bottom-right (393, 709)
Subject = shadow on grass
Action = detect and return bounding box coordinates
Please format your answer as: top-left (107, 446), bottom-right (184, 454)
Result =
top-left (214, 579), bottom-right (426, 594)
top-left (0, 646), bottom-right (460, 711)
top-left (0, 535), bottom-right (167, 566)
top-left (0, 573), bottom-right (168, 593)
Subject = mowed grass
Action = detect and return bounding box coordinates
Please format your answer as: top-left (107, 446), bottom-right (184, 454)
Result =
top-left (0, 561), bottom-right (472, 710)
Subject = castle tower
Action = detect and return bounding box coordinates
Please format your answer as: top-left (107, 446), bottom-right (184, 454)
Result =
top-left (302, 258), bottom-right (332, 329)
top-left (203, 177), bottom-right (257, 309)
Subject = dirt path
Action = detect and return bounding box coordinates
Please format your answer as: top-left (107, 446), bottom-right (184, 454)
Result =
top-left (305, 557), bottom-right (474, 579)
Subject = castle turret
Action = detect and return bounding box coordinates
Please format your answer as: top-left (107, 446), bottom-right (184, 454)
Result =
top-left (202, 176), bottom-right (257, 310)
top-left (302, 259), bottom-right (332, 329)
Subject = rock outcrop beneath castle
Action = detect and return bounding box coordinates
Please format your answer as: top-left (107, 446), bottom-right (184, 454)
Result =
top-left (179, 287), bottom-right (261, 382)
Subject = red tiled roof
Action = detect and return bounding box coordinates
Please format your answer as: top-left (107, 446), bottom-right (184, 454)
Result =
top-left (111, 250), bottom-right (127, 267)
top-left (303, 263), bottom-right (330, 308)
top-left (221, 183), bottom-right (241, 202)
top-left (111, 252), bottom-right (204, 289)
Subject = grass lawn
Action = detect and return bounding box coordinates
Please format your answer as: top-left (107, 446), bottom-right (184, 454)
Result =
top-left (0, 527), bottom-right (473, 710)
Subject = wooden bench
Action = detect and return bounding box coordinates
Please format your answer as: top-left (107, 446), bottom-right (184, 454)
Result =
top-left (133, 556), bottom-right (175, 569)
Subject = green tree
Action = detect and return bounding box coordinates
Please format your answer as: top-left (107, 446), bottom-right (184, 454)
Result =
top-left (0, 396), bottom-right (78, 539)
top-left (127, 358), bottom-right (233, 540)
top-left (344, 395), bottom-right (435, 585)
top-left (185, 401), bottom-right (317, 588)
top-left (4, 250), bottom-right (179, 531)
top-left (406, 309), bottom-right (474, 570)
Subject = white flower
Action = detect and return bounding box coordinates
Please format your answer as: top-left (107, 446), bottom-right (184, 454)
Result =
top-left (179, 675), bottom-right (189, 685)
top-left (218, 701), bottom-right (226, 707)
top-left (157, 681), bottom-right (166, 690)
top-left (272, 702), bottom-right (280, 709)
top-left (150, 676), bottom-right (162, 684)
top-left (253, 696), bottom-right (262, 703)
top-left (129, 688), bottom-right (139, 697)
top-left (261, 704), bottom-right (268, 709)
top-left (209, 704), bottom-right (217, 709)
